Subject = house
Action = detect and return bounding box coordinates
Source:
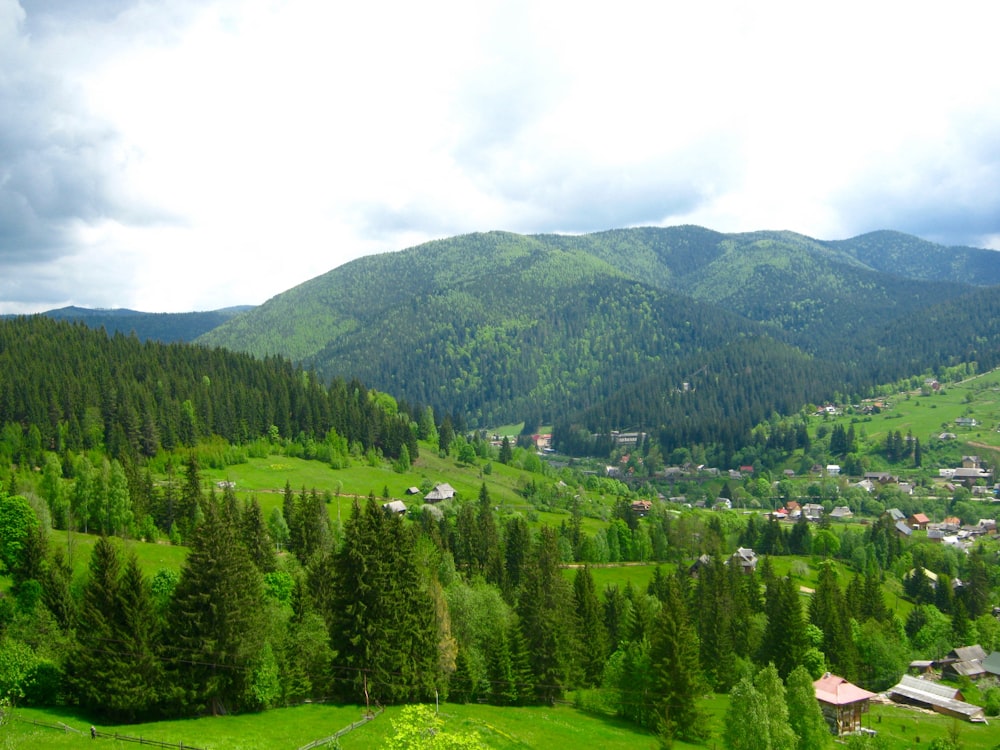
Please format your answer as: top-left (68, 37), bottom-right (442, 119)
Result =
top-left (939, 432), bottom-right (957, 441)
top-left (956, 418), bottom-right (979, 427)
top-left (730, 547), bottom-right (758, 574)
top-left (826, 464), bottom-right (841, 476)
top-left (813, 673), bottom-right (876, 735)
top-left (895, 520), bottom-right (913, 538)
top-left (888, 675), bottom-right (985, 722)
top-left (631, 499), bottom-right (653, 517)
top-left (909, 513), bottom-right (930, 530)
top-left (405, 486), bottom-right (421, 495)
top-left (907, 660), bottom-right (935, 675)
top-left (803, 503), bottom-right (824, 521)
top-left (953, 467), bottom-right (992, 485)
top-left (853, 479), bottom-right (876, 493)
top-left (885, 508), bottom-right (906, 522)
top-left (688, 553), bottom-right (713, 578)
top-left (424, 483), bottom-right (457, 503)
top-left (382, 500), bottom-right (407, 515)
top-left (941, 645), bottom-right (988, 681)
top-left (829, 506), bottom-right (853, 521)
top-left (864, 472), bottom-right (894, 483)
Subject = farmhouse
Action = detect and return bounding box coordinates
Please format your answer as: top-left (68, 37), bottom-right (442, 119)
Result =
top-left (730, 547), bottom-right (758, 574)
top-left (382, 500), bottom-right (407, 515)
top-left (630, 499), bottom-right (652, 517)
top-left (888, 675), bottom-right (985, 722)
top-left (813, 672), bottom-right (875, 735)
top-left (424, 483), bottom-right (456, 503)
top-left (940, 645), bottom-right (988, 681)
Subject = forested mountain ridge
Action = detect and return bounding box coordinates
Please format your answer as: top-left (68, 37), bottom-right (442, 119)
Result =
top-left (198, 227), bottom-right (1000, 434)
top-left (9, 305), bottom-right (256, 343)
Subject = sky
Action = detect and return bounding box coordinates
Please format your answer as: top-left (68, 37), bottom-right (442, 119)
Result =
top-left (2, 0), bottom-right (1000, 314)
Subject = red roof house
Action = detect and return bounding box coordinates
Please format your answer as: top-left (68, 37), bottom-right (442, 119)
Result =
top-left (814, 673), bottom-right (876, 735)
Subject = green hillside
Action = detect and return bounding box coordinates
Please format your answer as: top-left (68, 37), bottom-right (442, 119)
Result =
top-left (198, 227), bottom-right (1000, 438)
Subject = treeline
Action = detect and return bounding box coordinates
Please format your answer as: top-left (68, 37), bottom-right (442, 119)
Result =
top-left (0, 316), bottom-right (418, 464)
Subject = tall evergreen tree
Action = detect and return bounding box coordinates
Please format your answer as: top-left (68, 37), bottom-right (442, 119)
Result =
top-left (67, 539), bottom-right (162, 720)
top-left (573, 566), bottom-right (609, 686)
top-left (167, 494), bottom-right (266, 715)
top-left (809, 562), bottom-right (858, 681)
top-left (649, 574), bottom-right (708, 744)
top-left (330, 496), bottom-right (439, 704)
top-left (516, 526), bottom-right (579, 704)
top-left (760, 576), bottom-right (807, 679)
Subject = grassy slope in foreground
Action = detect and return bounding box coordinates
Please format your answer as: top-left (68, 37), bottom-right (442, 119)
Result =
top-left (12, 696), bottom-right (1000, 749)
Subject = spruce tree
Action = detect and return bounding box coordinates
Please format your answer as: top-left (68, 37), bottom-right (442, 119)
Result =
top-left (330, 496), bottom-right (438, 704)
top-left (760, 576), bottom-right (807, 678)
top-left (167, 494), bottom-right (265, 715)
top-left (516, 526), bottom-right (579, 703)
top-left (649, 574), bottom-right (708, 744)
top-left (573, 566), bottom-right (609, 686)
top-left (810, 562), bottom-right (858, 681)
top-left (67, 539), bottom-right (163, 720)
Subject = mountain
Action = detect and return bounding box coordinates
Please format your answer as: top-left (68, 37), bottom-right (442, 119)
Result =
top-left (24, 305), bottom-right (256, 342)
top-left (198, 227), bottom-right (1000, 435)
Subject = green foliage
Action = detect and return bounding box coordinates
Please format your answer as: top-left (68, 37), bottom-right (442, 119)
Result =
top-left (381, 704), bottom-right (486, 749)
top-left (786, 665), bottom-right (831, 750)
top-left (0, 492), bottom-right (38, 579)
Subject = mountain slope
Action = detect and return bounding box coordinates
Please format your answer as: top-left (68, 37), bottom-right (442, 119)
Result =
top-left (199, 226), bottom-right (1000, 430)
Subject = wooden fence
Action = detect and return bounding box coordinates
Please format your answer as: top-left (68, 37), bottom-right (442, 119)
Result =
top-left (296, 707), bottom-right (384, 750)
top-left (12, 714), bottom-right (204, 749)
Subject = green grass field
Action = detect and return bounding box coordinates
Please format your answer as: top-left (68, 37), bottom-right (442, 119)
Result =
top-left (11, 695), bottom-right (998, 750)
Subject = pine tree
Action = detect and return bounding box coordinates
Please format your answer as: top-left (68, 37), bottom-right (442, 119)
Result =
top-left (573, 566), bottom-right (609, 686)
top-left (241, 497), bottom-right (276, 572)
top-left (330, 496), bottom-right (439, 704)
top-left (67, 539), bottom-right (163, 720)
top-left (516, 526), bottom-right (579, 704)
top-left (499, 436), bottom-right (513, 465)
top-left (649, 574), bottom-right (708, 744)
top-left (475, 484), bottom-right (504, 587)
top-left (167, 494), bottom-right (266, 715)
top-left (760, 576), bottom-right (807, 679)
top-left (810, 562), bottom-right (858, 681)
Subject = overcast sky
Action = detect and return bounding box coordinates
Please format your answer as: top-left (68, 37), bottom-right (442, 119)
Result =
top-left (2, 0), bottom-right (999, 313)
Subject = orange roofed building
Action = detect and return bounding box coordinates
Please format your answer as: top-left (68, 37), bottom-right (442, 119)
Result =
top-left (814, 672), bottom-right (876, 735)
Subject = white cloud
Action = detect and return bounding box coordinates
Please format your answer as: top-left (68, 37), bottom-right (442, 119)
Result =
top-left (2, 0), bottom-right (1000, 313)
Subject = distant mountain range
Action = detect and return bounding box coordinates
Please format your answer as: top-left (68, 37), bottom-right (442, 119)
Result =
top-left (190, 226), bottom-right (1000, 441)
top-left (8, 305), bottom-right (255, 343)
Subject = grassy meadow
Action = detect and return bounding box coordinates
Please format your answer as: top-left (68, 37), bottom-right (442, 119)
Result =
top-left (10, 694), bottom-right (1000, 750)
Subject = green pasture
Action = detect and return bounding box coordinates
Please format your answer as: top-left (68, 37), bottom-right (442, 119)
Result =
top-left (816, 367), bottom-right (1000, 457)
top-left (561, 562), bottom-right (667, 594)
top-left (9, 689), bottom-right (1000, 749)
top-left (46, 530), bottom-right (188, 580)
